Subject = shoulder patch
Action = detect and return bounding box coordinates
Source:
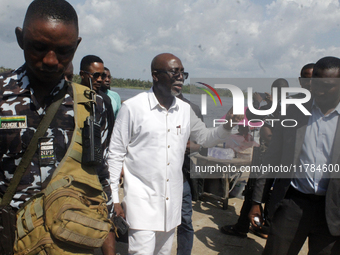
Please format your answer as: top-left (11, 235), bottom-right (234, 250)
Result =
top-left (0, 115), bottom-right (27, 129)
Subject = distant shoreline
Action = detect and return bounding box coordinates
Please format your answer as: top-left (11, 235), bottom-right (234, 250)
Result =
top-left (110, 85), bottom-right (235, 97)
top-left (111, 86), bottom-right (149, 90)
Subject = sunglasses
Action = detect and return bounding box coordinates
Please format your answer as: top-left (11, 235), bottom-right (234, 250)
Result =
top-left (82, 70), bottom-right (107, 80)
top-left (155, 70), bottom-right (189, 80)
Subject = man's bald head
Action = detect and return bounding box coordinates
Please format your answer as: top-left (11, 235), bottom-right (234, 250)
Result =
top-left (151, 53), bottom-right (182, 72)
top-left (271, 78), bottom-right (289, 89)
top-left (150, 53), bottom-right (186, 104)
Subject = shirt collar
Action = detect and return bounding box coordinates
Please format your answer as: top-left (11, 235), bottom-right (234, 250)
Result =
top-left (148, 87), bottom-right (179, 111)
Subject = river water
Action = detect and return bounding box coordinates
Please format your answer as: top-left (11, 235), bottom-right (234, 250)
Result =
top-left (112, 87), bottom-right (234, 127)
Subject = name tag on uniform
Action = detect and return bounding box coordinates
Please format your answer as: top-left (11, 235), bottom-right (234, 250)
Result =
top-left (0, 115), bottom-right (27, 129)
top-left (39, 137), bottom-right (56, 166)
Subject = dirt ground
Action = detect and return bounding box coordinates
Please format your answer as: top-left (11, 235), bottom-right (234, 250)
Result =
top-left (115, 190), bottom-right (308, 255)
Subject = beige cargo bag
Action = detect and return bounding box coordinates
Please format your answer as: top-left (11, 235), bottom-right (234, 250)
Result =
top-left (14, 83), bottom-right (113, 255)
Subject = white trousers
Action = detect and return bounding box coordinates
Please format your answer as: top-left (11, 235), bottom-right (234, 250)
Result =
top-left (128, 228), bottom-right (176, 255)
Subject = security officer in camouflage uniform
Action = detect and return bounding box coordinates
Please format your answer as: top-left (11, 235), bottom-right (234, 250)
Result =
top-left (0, 0), bottom-right (115, 254)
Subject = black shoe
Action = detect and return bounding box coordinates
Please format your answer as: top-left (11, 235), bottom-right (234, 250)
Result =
top-left (220, 225), bottom-right (247, 238)
top-left (249, 225), bottom-right (268, 239)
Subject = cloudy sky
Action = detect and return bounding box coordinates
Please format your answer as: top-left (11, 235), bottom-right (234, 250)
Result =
top-left (1, 0), bottom-right (340, 84)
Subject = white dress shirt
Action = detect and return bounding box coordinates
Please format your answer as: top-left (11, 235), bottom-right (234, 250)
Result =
top-left (107, 88), bottom-right (230, 231)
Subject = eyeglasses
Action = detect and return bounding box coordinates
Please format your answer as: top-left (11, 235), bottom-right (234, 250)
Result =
top-left (155, 69), bottom-right (189, 80)
top-left (82, 70), bottom-right (107, 80)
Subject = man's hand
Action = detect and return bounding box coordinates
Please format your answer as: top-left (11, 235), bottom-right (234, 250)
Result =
top-left (248, 202), bottom-right (263, 228)
top-left (264, 92), bottom-right (272, 104)
top-left (114, 203), bottom-right (125, 219)
top-left (186, 140), bottom-right (201, 154)
top-left (253, 92), bottom-right (264, 104)
top-left (223, 107), bottom-right (244, 130)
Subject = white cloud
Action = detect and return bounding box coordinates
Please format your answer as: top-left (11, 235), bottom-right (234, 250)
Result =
top-left (1, 0), bottom-right (340, 81)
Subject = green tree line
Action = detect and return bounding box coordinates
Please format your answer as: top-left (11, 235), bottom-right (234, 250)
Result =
top-left (72, 74), bottom-right (153, 89)
top-left (1, 67), bottom-right (245, 98)
top-left (75, 75), bottom-right (245, 97)
top-left (0, 67), bottom-right (12, 73)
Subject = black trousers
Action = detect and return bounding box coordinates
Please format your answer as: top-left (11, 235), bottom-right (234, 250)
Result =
top-left (234, 177), bottom-right (270, 233)
top-left (263, 187), bottom-right (340, 255)
top-left (234, 178), bottom-right (256, 233)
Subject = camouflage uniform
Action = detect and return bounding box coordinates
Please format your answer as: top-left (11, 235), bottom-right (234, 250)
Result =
top-left (0, 65), bottom-right (113, 214)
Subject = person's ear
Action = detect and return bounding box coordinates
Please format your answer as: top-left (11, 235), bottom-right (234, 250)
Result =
top-left (80, 70), bottom-right (85, 80)
top-left (15, 27), bottom-right (24, 49)
top-left (152, 71), bottom-right (158, 82)
top-left (76, 37), bottom-right (82, 49)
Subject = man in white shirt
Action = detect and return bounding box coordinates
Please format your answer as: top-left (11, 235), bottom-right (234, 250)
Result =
top-left (107, 53), bottom-right (240, 254)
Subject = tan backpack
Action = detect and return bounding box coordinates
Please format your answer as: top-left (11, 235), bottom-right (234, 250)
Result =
top-left (14, 83), bottom-right (113, 255)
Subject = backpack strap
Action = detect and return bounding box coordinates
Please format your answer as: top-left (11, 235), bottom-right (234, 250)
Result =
top-left (49, 83), bottom-right (103, 192)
